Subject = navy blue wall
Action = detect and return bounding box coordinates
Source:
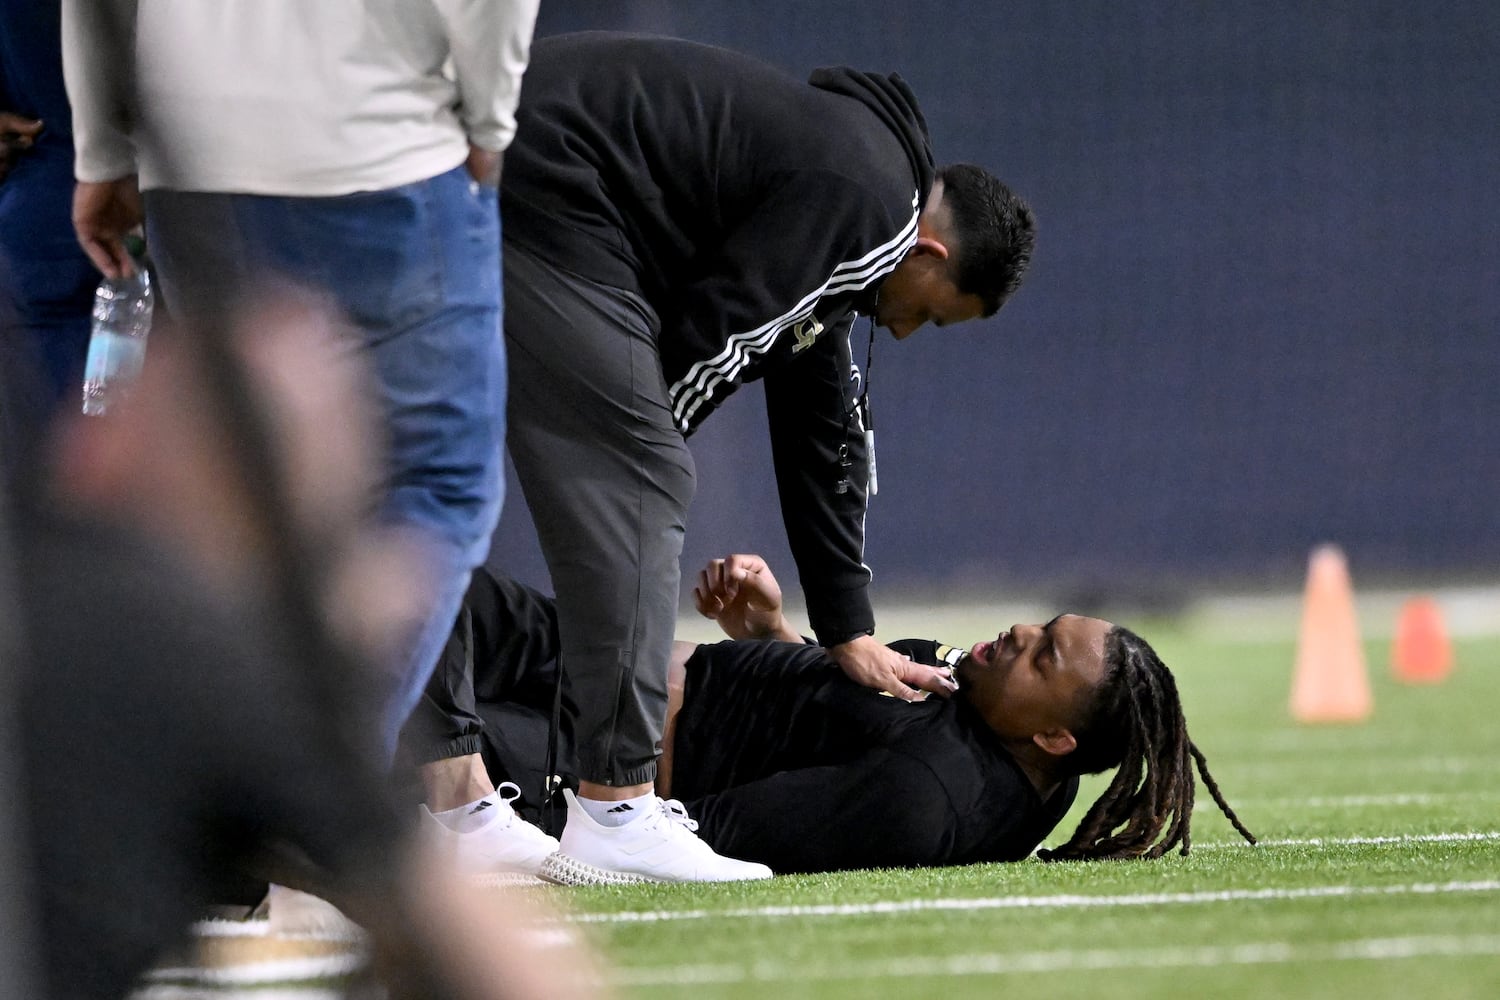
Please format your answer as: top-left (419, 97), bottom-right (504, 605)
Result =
top-left (492, 1), bottom-right (1500, 603)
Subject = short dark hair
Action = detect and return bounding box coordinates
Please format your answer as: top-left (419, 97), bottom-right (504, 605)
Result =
top-left (938, 164), bottom-right (1035, 317)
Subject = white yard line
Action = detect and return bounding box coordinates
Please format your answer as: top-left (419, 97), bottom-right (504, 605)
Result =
top-left (1246, 791), bottom-right (1496, 808)
top-left (568, 877), bottom-right (1500, 926)
top-left (618, 933), bottom-right (1500, 986)
top-left (1194, 830), bottom-right (1500, 850)
top-left (1236, 754), bottom-right (1493, 775)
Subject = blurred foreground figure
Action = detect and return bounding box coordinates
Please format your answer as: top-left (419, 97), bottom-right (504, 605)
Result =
top-left (12, 305), bottom-right (600, 999)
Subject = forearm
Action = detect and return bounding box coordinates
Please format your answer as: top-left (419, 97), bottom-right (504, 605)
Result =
top-left (765, 327), bottom-right (876, 645)
top-left (717, 609), bottom-right (802, 644)
top-left (61, 0), bottom-right (139, 181)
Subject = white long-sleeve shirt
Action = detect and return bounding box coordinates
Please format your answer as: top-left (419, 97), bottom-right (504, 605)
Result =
top-left (62, 0), bottom-right (539, 195)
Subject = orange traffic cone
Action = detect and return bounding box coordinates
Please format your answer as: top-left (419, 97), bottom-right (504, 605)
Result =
top-left (1289, 545), bottom-right (1373, 723)
top-left (1391, 596), bottom-right (1453, 683)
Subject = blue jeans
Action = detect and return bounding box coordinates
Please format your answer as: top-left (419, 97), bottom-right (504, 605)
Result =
top-left (145, 166), bottom-right (505, 759)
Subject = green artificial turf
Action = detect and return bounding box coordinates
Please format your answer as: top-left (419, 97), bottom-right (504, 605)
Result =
top-left (555, 628), bottom-right (1500, 999)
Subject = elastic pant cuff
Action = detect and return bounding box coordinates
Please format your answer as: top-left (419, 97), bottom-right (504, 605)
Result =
top-left (582, 760), bottom-right (658, 787)
top-left (417, 733), bottom-right (485, 765)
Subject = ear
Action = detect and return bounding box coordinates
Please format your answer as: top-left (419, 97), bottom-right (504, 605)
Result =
top-left (907, 235), bottom-right (951, 261)
top-left (1032, 728), bottom-right (1078, 758)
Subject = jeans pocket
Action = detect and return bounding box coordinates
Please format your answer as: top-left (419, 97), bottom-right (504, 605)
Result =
top-left (453, 179), bottom-right (500, 303)
top-left (462, 180), bottom-right (500, 242)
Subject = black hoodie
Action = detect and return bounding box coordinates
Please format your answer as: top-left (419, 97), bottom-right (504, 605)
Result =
top-left (502, 32), bottom-right (937, 644)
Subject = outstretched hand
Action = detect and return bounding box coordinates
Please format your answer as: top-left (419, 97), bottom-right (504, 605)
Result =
top-left (692, 553), bottom-right (799, 642)
top-left (828, 633), bottom-right (958, 702)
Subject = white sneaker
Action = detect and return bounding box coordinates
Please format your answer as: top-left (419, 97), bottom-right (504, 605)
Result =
top-left (261, 885), bottom-right (364, 940)
top-left (539, 790), bottom-right (773, 885)
top-left (420, 782), bottom-right (560, 886)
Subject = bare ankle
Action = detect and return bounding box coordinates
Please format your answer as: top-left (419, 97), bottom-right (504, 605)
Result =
top-left (421, 753), bottom-right (493, 812)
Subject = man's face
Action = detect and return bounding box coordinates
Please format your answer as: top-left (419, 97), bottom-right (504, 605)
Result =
top-left (956, 614), bottom-right (1113, 746)
top-left (874, 249), bottom-right (987, 340)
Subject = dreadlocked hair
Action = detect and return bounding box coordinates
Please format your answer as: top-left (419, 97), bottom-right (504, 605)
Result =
top-left (1037, 625), bottom-right (1256, 861)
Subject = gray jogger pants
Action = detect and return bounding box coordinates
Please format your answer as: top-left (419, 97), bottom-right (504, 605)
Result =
top-left (503, 243), bottom-right (694, 787)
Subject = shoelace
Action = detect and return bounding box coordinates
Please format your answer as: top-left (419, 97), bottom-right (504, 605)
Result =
top-left (489, 782), bottom-right (525, 827)
top-left (646, 797), bottom-right (700, 835)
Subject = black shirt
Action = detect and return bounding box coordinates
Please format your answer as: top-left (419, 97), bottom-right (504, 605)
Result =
top-left (673, 638), bottom-right (1078, 873)
top-left (449, 571), bottom-right (1077, 874)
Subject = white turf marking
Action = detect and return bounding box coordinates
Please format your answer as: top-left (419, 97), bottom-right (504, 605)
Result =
top-left (618, 933), bottom-right (1500, 986)
top-left (567, 830), bottom-right (1500, 927)
top-left (570, 878), bottom-right (1500, 926)
top-left (1247, 791), bottom-right (1497, 808)
top-left (1239, 755), bottom-right (1491, 777)
top-left (1194, 830), bottom-right (1500, 850)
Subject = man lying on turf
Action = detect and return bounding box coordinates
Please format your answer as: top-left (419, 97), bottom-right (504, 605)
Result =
top-left (400, 555), bottom-right (1256, 875)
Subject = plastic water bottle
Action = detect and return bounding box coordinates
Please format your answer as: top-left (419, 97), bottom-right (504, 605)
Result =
top-left (81, 239), bottom-right (154, 416)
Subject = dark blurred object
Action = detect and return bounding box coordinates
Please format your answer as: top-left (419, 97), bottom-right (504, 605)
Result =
top-left (13, 306), bottom-right (605, 999)
top-left (0, 443), bottom-right (39, 1000)
top-left (15, 506), bottom-right (399, 997)
top-left (13, 311), bottom-right (408, 998)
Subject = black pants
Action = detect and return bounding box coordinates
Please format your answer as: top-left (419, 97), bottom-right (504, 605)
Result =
top-left (399, 569), bottom-right (577, 827)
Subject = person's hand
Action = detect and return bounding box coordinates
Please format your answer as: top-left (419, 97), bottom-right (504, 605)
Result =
top-left (827, 633), bottom-right (958, 702)
top-left (73, 176), bottom-right (143, 278)
top-left (692, 553), bottom-right (798, 641)
top-left (465, 144), bottom-right (502, 189)
top-left (0, 112), bottom-right (43, 183)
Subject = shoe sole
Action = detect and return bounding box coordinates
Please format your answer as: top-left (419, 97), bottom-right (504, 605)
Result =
top-left (538, 852), bottom-right (661, 886)
top-left (471, 870), bottom-right (549, 888)
top-left (538, 852), bottom-right (773, 885)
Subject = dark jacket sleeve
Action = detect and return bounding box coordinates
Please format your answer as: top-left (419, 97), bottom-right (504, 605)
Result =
top-left (763, 314), bottom-right (874, 645)
top-left (686, 749), bottom-right (955, 873)
top-left (661, 168), bottom-right (905, 420)
top-left (658, 172), bottom-right (909, 644)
